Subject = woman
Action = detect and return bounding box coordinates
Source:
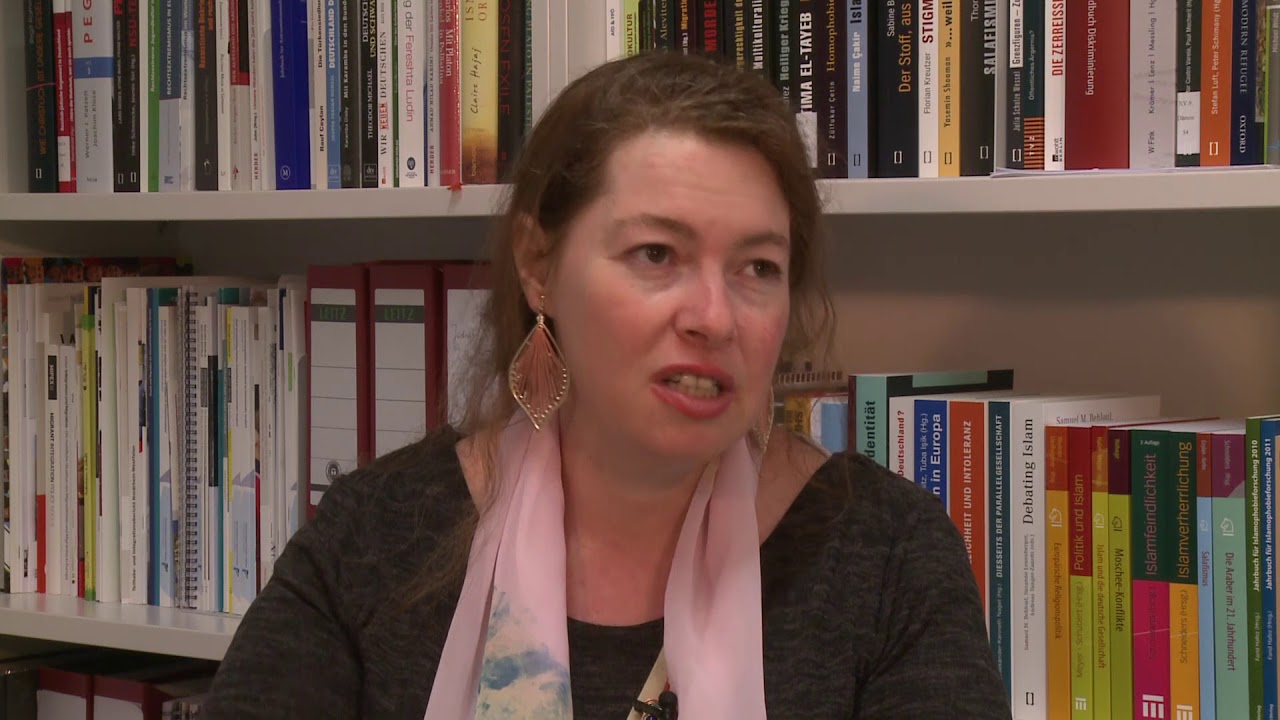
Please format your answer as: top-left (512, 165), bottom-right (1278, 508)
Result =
top-left (202, 51), bottom-right (1009, 719)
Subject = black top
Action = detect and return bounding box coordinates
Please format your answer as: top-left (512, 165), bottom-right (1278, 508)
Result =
top-left (201, 431), bottom-right (1012, 719)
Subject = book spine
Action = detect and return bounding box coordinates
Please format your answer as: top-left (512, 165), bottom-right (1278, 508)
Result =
top-left (1131, 431), bottom-right (1171, 720)
top-left (1108, 429), bottom-right (1134, 720)
top-left (360, 0), bottom-right (378, 186)
top-left (461, 0), bottom-right (498, 183)
top-left (1200, 0), bottom-right (1231, 164)
top-left (949, 401), bottom-right (986, 617)
top-left (1231, 0), bottom-right (1260, 163)
top-left (160, 0), bottom-right (180, 190)
top-left (876, 0), bottom-right (917, 175)
top-left (1264, 4), bottom-right (1274, 162)
top-left (989, 401), bottom-right (1012, 703)
top-left (1177, 0), bottom-right (1203, 165)
top-left (795, 0), bottom-right (819, 170)
top-left (397, 0), bottom-right (424, 186)
top-left (820, 0), bottom-right (846, 177)
top-left (425, 0), bottom-right (439, 184)
top-left (313, 0), bottom-right (329, 187)
top-left (938, 0), bottom-right (958, 175)
top-left (325, 0), bottom-right (340, 187)
top-left (496, 0), bottom-right (519, 182)
top-left (1195, 432), bottom-right (1216, 720)
top-left (270, 0), bottom-right (295, 187)
top-left (25, 0), bottom-right (58, 192)
top-left (112, 0), bottom-right (135, 190)
top-left (1130, 0), bottom-right (1177, 169)
top-left (291, 0), bottom-right (312, 188)
top-left (914, 399), bottom-right (947, 504)
top-left (1005, 0), bottom-right (1024, 168)
top-left (919, 0), bottom-right (938, 177)
top-left (1247, 417), bottom-right (1265, 718)
top-left (1213, 432), bottom-right (1249, 719)
top-left (216, 0), bottom-right (231, 189)
top-left (1042, 0), bottom-right (1063, 169)
top-left (74, 0), bottom-right (115, 192)
top-left (231, 0), bottom-right (252, 189)
top-left (1090, 427), bottom-right (1113, 719)
top-left (145, 0), bottom-right (158, 191)
top-left (847, 0), bottom-right (869, 177)
top-left (1168, 432), bottom-right (1201, 720)
top-left (727, 0), bottom-right (745, 65)
top-left (53, 0), bottom-right (76, 191)
top-left (376, 0), bottom-right (392, 186)
top-left (194, 0), bottom-right (216, 189)
top-left (1067, 426), bottom-right (1095, 720)
top-left (1045, 425), bottom-right (1070, 719)
top-left (340, 0), bottom-right (359, 186)
top-left (750, 0), bottom-right (769, 77)
top-left (1261, 420), bottom-right (1278, 719)
top-left (1021, 0), bottom-right (1043, 169)
top-left (959, 0), bottom-right (994, 175)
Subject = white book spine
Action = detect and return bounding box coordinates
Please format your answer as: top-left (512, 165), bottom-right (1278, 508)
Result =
top-left (121, 290), bottom-right (149, 605)
top-left (1131, 0), bottom-right (1177, 168)
top-left (377, 0), bottom-right (394, 186)
top-left (260, 304), bottom-right (278, 587)
top-left (256, 0), bottom-right (276, 190)
top-left (42, 330), bottom-right (62, 597)
top-left (888, 394), bottom-right (917, 480)
top-left (425, 0), bottom-right (439, 186)
top-left (161, 0), bottom-right (183, 191)
top-left (397, 0), bottom-right (426, 186)
top-left (247, 0), bottom-right (263, 190)
top-left (286, 282), bottom-right (306, 539)
top-left (918, 0), bottom-right (939, 177)
top-left (231, 1), bottom-right (253, 189)
top-left (72, 0), bottom-right (114, 191)
top-left (95, 290), bottom-right (121, 604)
top-left (1044, 0), bottom-right (1065, 170)
top-left (157, 306), bottom-right (175, 608)
top-left (7, 288), bottom-right (27, 593)
top-left (22, 291), bottom-right (41, 595)
top-left (59, 343), bottom-right (79, 597)
top-left (196, 302), bottom-right (216, 612)
top-left (606, 0), bottom-right (622, 60)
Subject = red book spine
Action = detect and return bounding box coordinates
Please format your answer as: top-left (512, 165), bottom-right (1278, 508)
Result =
top-left (440, 0), bottom-right (463, 188)
top-left (53, 3), bottom-right (76, 192)
top-left (1065, 0), bottom-right (1128, 168)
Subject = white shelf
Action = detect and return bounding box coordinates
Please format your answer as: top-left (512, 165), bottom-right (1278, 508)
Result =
top-left (2, 167), bottom-right (1280, 222)
top-left (0, 593), bottom-right (239, 661)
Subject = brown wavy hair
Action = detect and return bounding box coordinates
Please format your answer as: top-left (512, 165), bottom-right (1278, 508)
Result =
top-left (405, 49), bottom-right (836, 610)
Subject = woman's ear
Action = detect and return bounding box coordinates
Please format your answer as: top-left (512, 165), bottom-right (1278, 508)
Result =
top-left (512, 212), bottom-right (553, 313)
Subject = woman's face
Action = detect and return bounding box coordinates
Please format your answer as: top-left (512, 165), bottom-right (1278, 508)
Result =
top-left (534, 129), bottom-right (792, 466)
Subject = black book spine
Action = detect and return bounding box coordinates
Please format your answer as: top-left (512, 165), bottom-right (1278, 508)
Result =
top-left (496, 0), bottom-right (521, 181)
top-left (875, 0), bottom-right (917, 176)
top-left (340, 0), bottom-right (360, 187)
top-left (820, 0), bottom-right (847, 177)
top-left (1005, 0), bottom-right (1023, 168)
top-left (959, 0), bottom-right (987, 174)
top-left (657, 0), bottom-right (674, 49)
top-left (25, 0), bottom-right (58, 192)
top-left (194, 0), bottom-right (218, 190)
top-left (1175, 0), bottom-right (1201, 166)
top-left (749, 0), bottom-right (770, 80)
top-left (772, 0), bottom-right (794, 100)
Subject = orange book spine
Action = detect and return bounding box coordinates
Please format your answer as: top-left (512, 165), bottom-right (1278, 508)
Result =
top-left (949, 400), bottom-right (987, 611)
top-left (1200, 0), bottom-right (1232, 164)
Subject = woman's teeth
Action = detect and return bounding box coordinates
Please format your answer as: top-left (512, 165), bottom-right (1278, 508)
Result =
top-left (664, 373), bottom-right (722, 398)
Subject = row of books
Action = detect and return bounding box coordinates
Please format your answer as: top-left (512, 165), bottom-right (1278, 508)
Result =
top-left (781, 371), bottom-right (1280, 720)
top-left (0, 255), bottom-right (490, 618)
top-left (605, 0), bottom-right (1280, 176)
top-left (0, 642), bottom-right (215, 719)
top-left (20, 0), bottom-right (531, 194)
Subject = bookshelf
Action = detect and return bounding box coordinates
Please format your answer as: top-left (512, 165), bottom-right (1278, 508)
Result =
top-left (7, 168), bottom-right (1280, 220)
top-left (0, 593), bottom-right (238, 661)
top-left (1, 0), bottom-right (1279, 686)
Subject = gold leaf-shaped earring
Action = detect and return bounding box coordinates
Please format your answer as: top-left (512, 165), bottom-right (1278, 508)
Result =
top-left (508, 299), bottom-right (570, 431)
top-left (750, 385), bottom-right (776, 451)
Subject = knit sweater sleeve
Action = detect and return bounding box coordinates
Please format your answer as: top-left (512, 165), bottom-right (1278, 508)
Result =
top-left (853, 474), bottom-right (1013, 719)
top-left (198, 468), bottom-right (372, 719)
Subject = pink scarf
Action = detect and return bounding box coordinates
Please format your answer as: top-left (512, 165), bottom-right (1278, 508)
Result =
top-left (422, 413), bottom-right (767, 718)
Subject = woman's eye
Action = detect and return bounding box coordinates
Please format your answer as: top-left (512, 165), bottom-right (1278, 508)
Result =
top-left (750, 259), bottom-right (783, 279)
top-left (638, 244), bottom-right (671, 264)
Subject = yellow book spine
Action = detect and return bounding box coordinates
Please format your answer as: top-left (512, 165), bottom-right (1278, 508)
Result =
top-left (461, 0), bottom-right (499, 183)
top-left (80, 309), bottom-right (96, 602)
top-left (623, 0), bottom-right (641, 56)
top-left (938, 0), bottom-right (960, 176)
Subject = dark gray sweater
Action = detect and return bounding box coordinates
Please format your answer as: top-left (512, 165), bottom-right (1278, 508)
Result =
top-left (201, 432), bottom-right (1012, 719)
